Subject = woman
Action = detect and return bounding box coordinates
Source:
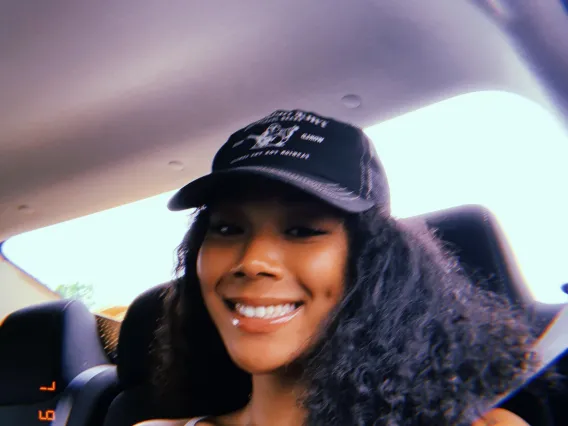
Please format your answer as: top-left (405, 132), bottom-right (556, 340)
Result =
top-left (143, 110), bottom-right (536, 425)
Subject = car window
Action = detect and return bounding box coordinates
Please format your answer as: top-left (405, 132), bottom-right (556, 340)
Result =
top-left (3, 91), bottom-right (567, 313)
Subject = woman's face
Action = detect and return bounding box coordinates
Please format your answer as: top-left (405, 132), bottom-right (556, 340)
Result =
top-left (197, 186), bottom-right (348, 374)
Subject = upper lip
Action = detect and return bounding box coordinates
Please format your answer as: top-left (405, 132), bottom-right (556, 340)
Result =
top-left (223, 297), bottom-right (304, 306)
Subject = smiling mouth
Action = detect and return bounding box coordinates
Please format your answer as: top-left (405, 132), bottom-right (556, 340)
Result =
top-left (224, 299), bottom-right (304, 320)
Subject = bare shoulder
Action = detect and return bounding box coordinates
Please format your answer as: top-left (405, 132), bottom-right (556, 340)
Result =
top-left (134, 419), bottom-right (191, 426)
top-left (472, 408), bottom-right (530, 426)
top-left (135, 407), bottom-right (244, 426)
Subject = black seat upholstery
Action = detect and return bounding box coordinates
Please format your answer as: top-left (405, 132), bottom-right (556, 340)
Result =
top-left (416, 204), bottom-right (532, 304)
top-left (0, 299), bottom-right (116, 426)
top-left (103, 204), bottom-right (549, 425)
top-left (102, 284), bottom-right (184, 426)
top-left (418, 205), bottom-right (563, 328)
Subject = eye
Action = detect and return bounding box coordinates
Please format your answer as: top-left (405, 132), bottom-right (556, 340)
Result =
top-left (209, 222), bottom-right (243, 236)
top-left (286, 226), bottom-right (327, 238)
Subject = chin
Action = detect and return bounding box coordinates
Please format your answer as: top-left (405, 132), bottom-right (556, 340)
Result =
top-left (226, 340), bottom-right (305, 375)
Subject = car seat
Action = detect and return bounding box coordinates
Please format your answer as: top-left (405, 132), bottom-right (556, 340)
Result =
top-left (101, 284), bottom-right (186, 426)
top-left (0, 299), bottom-right (117, 426)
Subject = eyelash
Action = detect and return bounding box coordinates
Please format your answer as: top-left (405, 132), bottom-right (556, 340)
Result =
top-left (209, 223), bottom-right (242, 236)
top-left (286, 226), bottom-right (327, 238)
top-left (208, 223), bottom-right (327, 238)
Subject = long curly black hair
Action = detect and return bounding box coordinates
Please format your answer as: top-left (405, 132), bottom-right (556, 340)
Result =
top-left (152, 203), bottom-right (540, 425)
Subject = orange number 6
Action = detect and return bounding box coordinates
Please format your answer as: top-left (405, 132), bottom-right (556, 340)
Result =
top-left (38, 410), bottom-right (55, 421)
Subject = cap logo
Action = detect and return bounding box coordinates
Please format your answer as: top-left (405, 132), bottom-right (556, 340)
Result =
top-left (244, 111), bottom-right (329, 131)
top-left (233, 124), bottom-right (300, 150)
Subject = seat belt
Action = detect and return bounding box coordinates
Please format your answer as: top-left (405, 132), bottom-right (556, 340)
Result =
top-left (490, 304), bottom-right (568, 408)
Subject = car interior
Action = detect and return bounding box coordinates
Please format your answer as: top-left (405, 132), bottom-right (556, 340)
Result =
top-left (1, 0), bottom-right (567, 425)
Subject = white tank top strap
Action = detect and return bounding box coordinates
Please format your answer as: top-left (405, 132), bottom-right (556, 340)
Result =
top-left (185, 416), bottom-right (209, 426)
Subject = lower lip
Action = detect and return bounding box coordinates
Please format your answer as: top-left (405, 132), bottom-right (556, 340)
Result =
top-left (231, 307), bottom-right (303, 334)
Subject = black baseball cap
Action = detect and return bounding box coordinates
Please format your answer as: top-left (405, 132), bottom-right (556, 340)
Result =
top-left (168, 110), bottom-right (390, 214)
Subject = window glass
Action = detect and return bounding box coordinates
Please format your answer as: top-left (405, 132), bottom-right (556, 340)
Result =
top-left (3, 91), bottom-right (568, 310)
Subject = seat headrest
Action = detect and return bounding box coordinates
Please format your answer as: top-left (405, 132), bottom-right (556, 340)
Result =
top-left (417, 204), bottom-right (530, 304)
top-left (117, 284), bottom-right (168, 387)
top-left (0, 299), bottom-right (109, 405)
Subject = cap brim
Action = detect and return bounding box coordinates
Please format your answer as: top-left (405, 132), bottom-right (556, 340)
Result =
top-left (167, 166), bottom-right (374, 213)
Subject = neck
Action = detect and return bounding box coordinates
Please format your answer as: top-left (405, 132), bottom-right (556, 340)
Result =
top-left (244, 369), bottom-right (306, 426)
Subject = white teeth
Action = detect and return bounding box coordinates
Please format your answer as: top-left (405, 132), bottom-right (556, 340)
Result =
top-left (235, 303), bottom-right (299, 318)
top-left (244, 306), bottom-right (255, 318)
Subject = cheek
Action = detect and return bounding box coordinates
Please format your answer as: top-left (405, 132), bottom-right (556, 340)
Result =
top-left (295, 245), bottom-right (347, 302)
top-left (196, 243), bottom-right (233, 292)
top-left (196, 246), bottom-right (212, 290)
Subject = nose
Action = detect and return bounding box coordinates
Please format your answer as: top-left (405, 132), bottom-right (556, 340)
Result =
top-left (230, 233), bottom-right (284, 280)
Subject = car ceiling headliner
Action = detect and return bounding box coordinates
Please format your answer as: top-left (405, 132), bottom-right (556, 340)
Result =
top-left (1, 0), bottom-right (567, 241)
